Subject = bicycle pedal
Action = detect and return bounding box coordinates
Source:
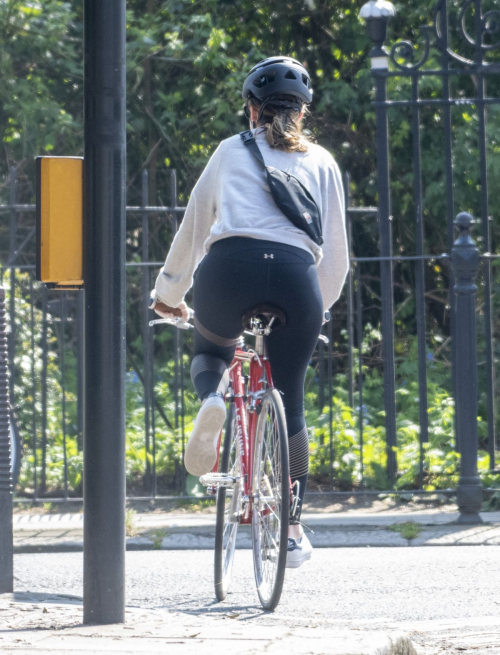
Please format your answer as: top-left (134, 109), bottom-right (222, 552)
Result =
top-left (199, 472), bottom-right (239, 488)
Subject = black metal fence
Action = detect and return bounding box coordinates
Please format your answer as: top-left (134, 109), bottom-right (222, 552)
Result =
top-left (2, 0), bottom-right (500, 501)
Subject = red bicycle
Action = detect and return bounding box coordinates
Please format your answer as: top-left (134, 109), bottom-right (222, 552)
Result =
top-left (151, 305), bottom-right (328, 611)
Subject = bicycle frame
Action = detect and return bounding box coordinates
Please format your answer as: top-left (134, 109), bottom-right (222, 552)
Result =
top-left (150, 312), bottom-right (328, 522)
top-left (219, 344), bottom-right (273, 525)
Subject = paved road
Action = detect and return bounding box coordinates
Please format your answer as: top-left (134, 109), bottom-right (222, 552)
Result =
top-left (12, 547), bottom-right (500, 653)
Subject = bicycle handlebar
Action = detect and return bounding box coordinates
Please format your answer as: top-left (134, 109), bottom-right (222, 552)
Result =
top-left (148, 317), bottom-right (193, 330)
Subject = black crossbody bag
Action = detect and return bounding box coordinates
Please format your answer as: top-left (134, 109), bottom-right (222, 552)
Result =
top-left (240, 130), bottom-right (323, 246)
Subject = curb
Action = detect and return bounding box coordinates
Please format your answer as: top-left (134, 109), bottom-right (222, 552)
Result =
top-left (14, 522), bottom-right (500, 553)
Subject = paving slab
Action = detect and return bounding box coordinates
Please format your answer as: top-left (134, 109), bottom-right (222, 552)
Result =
top-left (0, 593), bottom-right (417, 655)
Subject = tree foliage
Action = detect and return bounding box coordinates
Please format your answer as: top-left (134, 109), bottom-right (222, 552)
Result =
top-left (1, 0), bottom-right (500, 495)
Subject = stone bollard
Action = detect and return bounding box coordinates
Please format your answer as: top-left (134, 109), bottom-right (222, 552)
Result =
top-left (451, 212), bottom-right (483, 523)
top-left (0, 287), bottom-right (13, 592)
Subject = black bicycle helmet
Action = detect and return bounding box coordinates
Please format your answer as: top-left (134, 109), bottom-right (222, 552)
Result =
top-left (241, 56), bottom-right (313, 105)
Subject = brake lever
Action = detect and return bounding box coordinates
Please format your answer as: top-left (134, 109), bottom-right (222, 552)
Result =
top-left (149, 317), bottom-right (193, 330)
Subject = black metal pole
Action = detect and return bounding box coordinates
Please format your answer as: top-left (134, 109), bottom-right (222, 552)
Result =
top-left (8, 169), bottom-right (16, 408)
top-left (471, 0), bottom-right (495, 467)
top-left (327, 318), bottom-right (334, 490)
top-left (0, 288), bottom-right (13, 593)
top-left (440, 0), bottom-right (458, 452)
top-left (141, 170), bottom-right (152, 492)
top-left (318, 338), bottom-right (325, 412)
top-left (29, 273), bottom-right (38, 502)
top-left (76, 291), bottom-right (84, 452)
top-left (360, 5), bottom-right (398, 487)
top-left (411, 74), bottom-right (429, 490)
top-left (356, 265), bottom-right (364, 489)
top-left (452, 213), bottom-right (482, 524)
top-left (476, 71), bottom-right (495, 468)
top-left (344, 173), bottom-right (354, 409)
top-left (60, 293), bottom-right (68, 501)
top-left (170, 170), bottom-right (185, 494)
top-left (9, 168), bottom-right (17, 264)
top-left (373, 68), bottom-right (397, 487)
top-left (8, 169), bottom-right (17, 427)
top-left (83, 0), bottom-right (126, 625)
top-left (41, 287), bottom-right (48, 493)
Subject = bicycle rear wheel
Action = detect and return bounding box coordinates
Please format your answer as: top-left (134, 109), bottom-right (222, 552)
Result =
top-left (251, 388), bottom-right (289, 611)
top-left (214, 402), bottom-right (242, 601)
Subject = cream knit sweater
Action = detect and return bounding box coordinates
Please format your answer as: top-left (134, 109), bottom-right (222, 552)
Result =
top-left (155, 129), bottom-right (349, 312)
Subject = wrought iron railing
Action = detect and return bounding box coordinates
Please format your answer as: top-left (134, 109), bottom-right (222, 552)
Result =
top-left (2, 0), bottom-right (499, 501)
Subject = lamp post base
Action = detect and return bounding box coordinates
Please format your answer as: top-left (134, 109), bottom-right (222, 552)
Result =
top-left (456, 511), bottom-right (483, 524)
top-left (457, 479), bottom-right (483, 524)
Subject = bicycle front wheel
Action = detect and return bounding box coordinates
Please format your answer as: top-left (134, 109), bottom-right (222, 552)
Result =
top-left (214, 402), bottom-right (242, 601)
top-left (251, 388), bottom-right (289, 611)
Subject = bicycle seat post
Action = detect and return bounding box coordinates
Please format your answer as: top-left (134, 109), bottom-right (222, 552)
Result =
top-left (251, 319), bottom-right (266, 356)
top-left (242, 305), bottom-right (286, 356)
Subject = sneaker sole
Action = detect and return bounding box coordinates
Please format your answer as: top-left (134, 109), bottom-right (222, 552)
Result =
top-left (184, 400), bottom-right (226, 476)
top-left (286, 551), bottom-right (312, 569)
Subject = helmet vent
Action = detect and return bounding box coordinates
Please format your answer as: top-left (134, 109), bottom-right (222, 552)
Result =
top-left (284, 70), bottom-right (297, 80)
top-left (302, 74), bottom-right (310, 88)
top-left (253, 71), bottom-right (276, 88)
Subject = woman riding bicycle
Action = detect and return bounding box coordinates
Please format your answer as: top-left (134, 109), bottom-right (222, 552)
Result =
top-left (151, 56), bottom-right (348, 568)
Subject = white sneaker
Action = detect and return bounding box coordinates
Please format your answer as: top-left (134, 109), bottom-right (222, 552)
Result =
top-left (286, 533), bottom-right (313, 569)
top-left (184, 394), bottom-right (226, 476)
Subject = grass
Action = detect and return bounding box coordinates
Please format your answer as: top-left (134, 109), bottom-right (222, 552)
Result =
top-left (387, 521), bottom-right (423, 541)
top-left (483, 491), bottom-right (500, 512)
top-left (125, 508), bottom-right (137, 536)
top-left (148, 529), bottom-right (166, 550)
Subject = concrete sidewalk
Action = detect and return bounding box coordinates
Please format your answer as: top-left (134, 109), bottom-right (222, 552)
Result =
top-left (12, 507), bottom-right (500, 552)
top-left (0, 593), bottom-right (417, 655)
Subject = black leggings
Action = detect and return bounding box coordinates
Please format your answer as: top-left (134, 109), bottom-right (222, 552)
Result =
top-left (191, 237), bottom-right (324, 519)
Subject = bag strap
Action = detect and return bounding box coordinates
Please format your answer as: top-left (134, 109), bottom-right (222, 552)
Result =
top-left (240, 131), bottom-right (266, 169)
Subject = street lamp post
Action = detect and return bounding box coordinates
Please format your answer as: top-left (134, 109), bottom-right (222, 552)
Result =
top-left (359, 0), bottom-right (396, 67)
top-left (359, 0), bottom-right (398, 486)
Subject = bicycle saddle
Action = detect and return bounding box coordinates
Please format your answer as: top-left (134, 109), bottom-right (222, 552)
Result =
top-left (241, 304), bottom-right (286, 330)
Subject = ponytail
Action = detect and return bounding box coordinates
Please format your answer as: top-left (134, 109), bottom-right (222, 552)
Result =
top-left (250, 98), bottom-right (310, 153)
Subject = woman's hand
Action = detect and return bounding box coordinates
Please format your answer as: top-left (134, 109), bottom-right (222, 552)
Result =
top-left (154, 301), bottom-right (183, 319)
top-left (149, 291), bottom-right (191, 321)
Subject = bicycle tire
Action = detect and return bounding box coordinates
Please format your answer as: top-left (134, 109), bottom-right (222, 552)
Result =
top-left (251, 388), bottom-right (289, 611)
top-left (214, 402), bottom-right (242, 601)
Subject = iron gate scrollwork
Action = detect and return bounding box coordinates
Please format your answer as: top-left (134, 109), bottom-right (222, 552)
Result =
top-left (359, 0), bottom-right (500, 491)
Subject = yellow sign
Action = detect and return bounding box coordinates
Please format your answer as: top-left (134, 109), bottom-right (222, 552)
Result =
top-left (36, 156), bottom-right (83, 288)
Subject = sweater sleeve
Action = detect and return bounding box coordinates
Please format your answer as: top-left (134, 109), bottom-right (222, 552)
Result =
top-left (316, 160), bottom-right (349, 312)
top-left (154, 144), bottom-right (223, 307)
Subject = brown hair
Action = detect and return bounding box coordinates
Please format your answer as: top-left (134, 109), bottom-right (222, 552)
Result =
top-left (249, 97), bottom-right (310, 153)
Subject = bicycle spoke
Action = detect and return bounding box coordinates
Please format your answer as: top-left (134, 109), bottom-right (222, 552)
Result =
top-left (260, 517), bottom-right (279, 552)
